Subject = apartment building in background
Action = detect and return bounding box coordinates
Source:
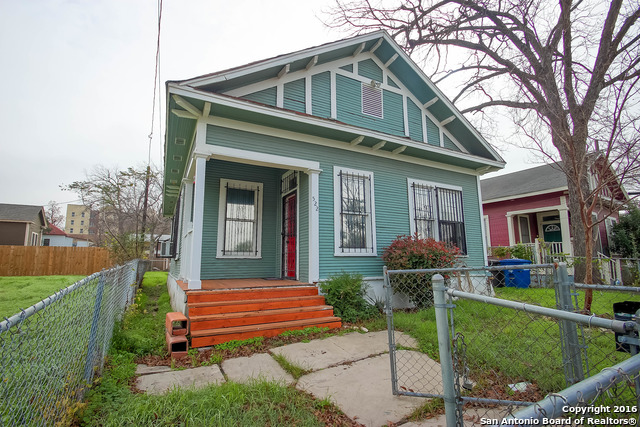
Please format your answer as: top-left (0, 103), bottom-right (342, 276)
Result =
top-left (65, 204), bottom-right (93, 235)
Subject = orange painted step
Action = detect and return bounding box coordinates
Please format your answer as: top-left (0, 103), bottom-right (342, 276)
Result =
top-left (190, 317), bottom-right (342, 348)
top-left (188, 295), bottom-right (326, 316)
top-left (187, 286), bottom-right (319, 303)
top-left (189, 305), bottom-right (334, 331)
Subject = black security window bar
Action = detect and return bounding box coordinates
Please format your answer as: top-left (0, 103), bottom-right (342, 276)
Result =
top-left (339, 171), bottom-right (373, 252)
top-left (411, 183), bottom-right (436, 239)
top-left (281, 171), bottom-right (298, 195)
top-left (436, 187), bottom-right (467, 254)
top-left (223, 184), bottom-right (258, 256)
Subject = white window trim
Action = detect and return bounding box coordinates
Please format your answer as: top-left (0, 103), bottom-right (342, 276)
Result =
top-left (216, 178), bottom-right (264, 259)
top-left (517, 215), bottom-right (532, 244)
top-left (31, 232), bottom-right (38, 246)
top-left (407, 178), bottom-right (467, 254)
top-left (333, 166), bottom-right (377, 256)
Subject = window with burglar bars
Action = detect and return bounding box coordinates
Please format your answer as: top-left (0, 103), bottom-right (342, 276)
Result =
top-left (217, 179), bottom-right (263, 258)
top-left (409, 179), bottom-right (467, 254)
top-left (334, 167), bottom-right (376, 255)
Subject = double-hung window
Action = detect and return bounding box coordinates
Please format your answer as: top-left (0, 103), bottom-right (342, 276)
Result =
top-left (408, 179), bottom-right (467, 254)
top-left (334, 167), bottom-right (376, 255)
top-left (217, 179), bottom-right (263, 258)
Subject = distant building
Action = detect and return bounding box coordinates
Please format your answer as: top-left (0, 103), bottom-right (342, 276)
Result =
top-left (42, 224), bottom-right (91, 247)
top-left (0, 203), bottom-right (47, 246)
top-left (65, 204), bottom-right (93, 235)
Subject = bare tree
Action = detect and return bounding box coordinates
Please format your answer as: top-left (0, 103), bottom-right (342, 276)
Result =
top-left (327, 0), bottom-right (640, 310)
top-left (44, 200), bottom-right (65, 229)
top-left (63, 164), bottom-right (170, 262)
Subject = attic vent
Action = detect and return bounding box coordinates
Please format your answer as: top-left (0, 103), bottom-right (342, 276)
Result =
top-left (173, 155), bottom-right (183, 161)
top-left (175, 138), bottom-right (186, 145)
top-left (171, 169), bottom-right (179, 174)
top-left (362, 83), bottom-right (383, 118)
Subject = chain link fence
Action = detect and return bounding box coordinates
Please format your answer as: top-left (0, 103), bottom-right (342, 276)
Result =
top-left (0, 260), bottom-right (148, 426)
top-left (384, 263), bottom-right (640, 426)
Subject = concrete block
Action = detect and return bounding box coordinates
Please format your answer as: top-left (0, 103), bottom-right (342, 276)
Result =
top-left (166, 330), bottom-right (188, 357)
top-left (166, 311), bottom-right (189, 336)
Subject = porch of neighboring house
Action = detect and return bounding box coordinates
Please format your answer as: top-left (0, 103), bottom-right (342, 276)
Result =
top-left (491, 208), bottom-right (574, 263)
top-left (172, 278), bottom-right (341, 348)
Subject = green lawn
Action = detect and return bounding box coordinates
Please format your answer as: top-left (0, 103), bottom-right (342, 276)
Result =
top-left (363, 285), bottom-right (640, 407)
top-left (0, 275), bottom-right (84, 319)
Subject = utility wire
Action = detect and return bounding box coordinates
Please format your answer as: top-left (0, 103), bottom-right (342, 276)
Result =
top-left (148, 0), bottom-right (163, 166)
top-left (141, 0), bottom-right (163, 251)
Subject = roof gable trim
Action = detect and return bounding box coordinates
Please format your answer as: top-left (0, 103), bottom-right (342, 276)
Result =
top-left (169, 84), bottom-right (504, 170)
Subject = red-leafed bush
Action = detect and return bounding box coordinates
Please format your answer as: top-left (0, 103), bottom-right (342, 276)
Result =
top-left (382, 234), bottom-right (460, 270)
top-left (382, 234), bottom-right (460, 307)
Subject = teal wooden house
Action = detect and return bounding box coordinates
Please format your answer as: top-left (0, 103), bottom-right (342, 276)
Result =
top-left (162, 31), bottom-right (504, 345)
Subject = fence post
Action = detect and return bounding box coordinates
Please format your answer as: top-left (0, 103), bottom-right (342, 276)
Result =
top-left (433, 274), bottom-right (457, 426)
top-left (84, 271), bottom-right (106, 384)
top-left (383, 266), bottom-right (399, 395)
top-left (555, 262), bottom-right (585, 385)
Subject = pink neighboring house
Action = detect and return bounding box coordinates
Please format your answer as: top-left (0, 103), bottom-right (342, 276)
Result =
top-left (481, 160), bottom-right (628, 258)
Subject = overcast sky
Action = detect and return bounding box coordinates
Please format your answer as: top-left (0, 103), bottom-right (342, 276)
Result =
top-left (0, 0), bottom-right (532, 209)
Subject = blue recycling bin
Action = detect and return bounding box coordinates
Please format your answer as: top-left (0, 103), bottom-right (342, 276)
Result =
top-left (499, 258), bottom-right (532, 288)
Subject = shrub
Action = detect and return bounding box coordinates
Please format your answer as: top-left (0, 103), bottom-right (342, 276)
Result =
top-left (319, 272), bottom-right (379, 323)
top-left (510, 243), bottom-right (535, 262)
top-left (382, 234), bottom-right (460, 307)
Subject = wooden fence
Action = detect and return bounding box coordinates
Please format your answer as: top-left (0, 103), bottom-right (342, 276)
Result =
top-left (0, 246), bottom-right (114, 276)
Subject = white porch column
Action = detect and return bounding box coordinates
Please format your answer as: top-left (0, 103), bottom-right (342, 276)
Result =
top-left (559, 208), bottom-right (572, 257)
top-left (506, 213), bottom-right (516, 246)
top-left (308, 169), bottom-right (320, 283)
top-left (187, 155), bottom-right (207, 290)
top-left (476, 176), bottom-right (488, 266)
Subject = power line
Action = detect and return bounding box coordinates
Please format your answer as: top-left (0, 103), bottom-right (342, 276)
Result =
top-left (141, 0), bottom-right (163, 246)
top-left (148, 0), bottom-right (163, 165)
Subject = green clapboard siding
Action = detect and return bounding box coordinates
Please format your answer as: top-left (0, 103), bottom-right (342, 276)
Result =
top-left (284, 79), bottom-right (305, 113)
top-left (425, 114), bottom-right (440, 146)
top-left (358, 58), bottom-right (383, 82)
top-left (407, 98), bottom-right (424, 143)
top-left (206, 125), bottom-right (485, 279)
top-left (336, 74), bottom-right (405, 137)
top-left (242, 87), bottom-right (277, 106)
top-left (311, 72), bottom-right (331, 118)
top-left (387, 76), bottom-right (399, 88)
top-left (200, 159), bottom-right (283, 279)
top-left (443, 134), bottom-right (461, 152)
top-left (340, 64), bottom-right (353, 72)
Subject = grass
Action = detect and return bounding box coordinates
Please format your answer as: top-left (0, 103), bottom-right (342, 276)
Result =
top-left (356, 284), bottom-right (640, 411)
top-left (0, 275), bottom-right (84, 318)
top-left (110, 271), bottom-right (173, 356)
top-left (271, 353), bottom-right (311, 379)
top-left (79, 271), bottom-right (359, 426)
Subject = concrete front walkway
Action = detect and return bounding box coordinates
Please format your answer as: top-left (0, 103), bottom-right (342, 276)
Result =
top-left (135, 330), bottom-right (443, 426)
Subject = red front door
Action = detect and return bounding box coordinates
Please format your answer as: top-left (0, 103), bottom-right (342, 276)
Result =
top-left (282, 192), bottom-right (297, 279)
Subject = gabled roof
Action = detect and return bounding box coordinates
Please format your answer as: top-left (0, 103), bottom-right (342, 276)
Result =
top-left (481, 164), bottom-right (567, 202)
top-left (164, 31), bottom-right (506, 215)
top-left (45, 223), bottom-right (67, 236)
top-left (481, 157), bottom-right (629, 203)
top-left (0, 203), bottom-right (47, 225)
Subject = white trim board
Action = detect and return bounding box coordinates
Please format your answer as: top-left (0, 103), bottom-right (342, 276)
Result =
top-left (167, 89), bottom-right (504, 176)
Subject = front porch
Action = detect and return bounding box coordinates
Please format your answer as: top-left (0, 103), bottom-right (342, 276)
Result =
top-left (169, 277), bottom-right (341, 348)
